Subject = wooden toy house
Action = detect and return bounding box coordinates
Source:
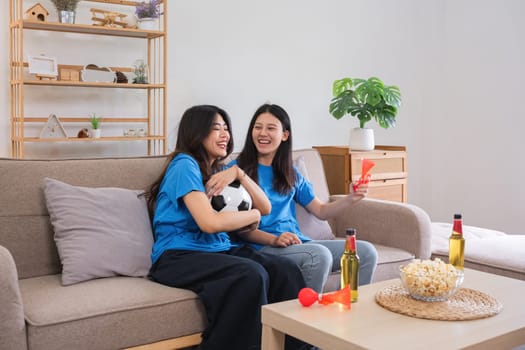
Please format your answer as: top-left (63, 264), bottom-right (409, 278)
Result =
top-left (25, 3), bottom-right (49, 22)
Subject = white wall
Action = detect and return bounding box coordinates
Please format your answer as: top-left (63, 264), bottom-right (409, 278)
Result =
top-left (1, 0), bottom-right (524, 234)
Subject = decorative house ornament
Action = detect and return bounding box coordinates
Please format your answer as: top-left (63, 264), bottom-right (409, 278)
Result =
top-left (24, 3), bottom-right (49, 22)
top-left (28, 54), bottom-right (58, 80)
top-left (40, 114), bottom-right (68, 138)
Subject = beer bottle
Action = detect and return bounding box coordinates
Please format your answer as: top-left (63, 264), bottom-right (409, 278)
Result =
top-left (449, 214), bottom-right (465, 269)
top-left (340, 228), bottom-right (360, 302)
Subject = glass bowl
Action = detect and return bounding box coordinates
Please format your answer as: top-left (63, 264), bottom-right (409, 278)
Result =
top-left (399, 260), bottom-right (464, 302)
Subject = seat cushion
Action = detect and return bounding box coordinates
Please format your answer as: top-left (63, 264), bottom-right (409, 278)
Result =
top-left (431, 222), bottom-right (525, 280)
top-left (19, 275), bottom-right (206, 350)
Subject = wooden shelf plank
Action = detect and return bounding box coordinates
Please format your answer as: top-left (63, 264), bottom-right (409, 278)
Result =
top-left (15, 117), bottom-right (149, 123)
top-left (16, 136), bottom-right (166, 142)
top-left (20, 20), bottom-right (164, 39)
top-left (23, 80), bottom-right (165, 89)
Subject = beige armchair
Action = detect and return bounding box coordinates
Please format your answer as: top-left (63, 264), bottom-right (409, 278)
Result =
top-left (291, 149), bottom-right (432, 291)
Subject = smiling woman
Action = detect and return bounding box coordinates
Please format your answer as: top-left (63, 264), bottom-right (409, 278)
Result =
top-left (143, 104), bottom-right (310, 350)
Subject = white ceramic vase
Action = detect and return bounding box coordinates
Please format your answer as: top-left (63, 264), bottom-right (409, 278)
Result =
top-left (137, 18), bottom-right (158, 31)
top-left (91, 129), bottom-right (101, 139)
top-left (349, 127), bottom-right (375, 151)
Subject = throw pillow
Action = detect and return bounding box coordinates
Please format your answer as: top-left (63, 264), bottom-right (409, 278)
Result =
top-left (293, 156), bottom-right (335, 240)
top-left (43, 177), bottom-right (154, 286)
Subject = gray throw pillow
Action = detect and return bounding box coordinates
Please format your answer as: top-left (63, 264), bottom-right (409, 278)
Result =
top-left (294, 156), bottom-right (335, 240)
top-left (43, 177), bottom-right (154, 286)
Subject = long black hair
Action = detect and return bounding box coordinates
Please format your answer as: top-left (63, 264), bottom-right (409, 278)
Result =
top-left (236, 103), bottom-right (295, 194)
top-left (146, 105), bottom-right (233, 216)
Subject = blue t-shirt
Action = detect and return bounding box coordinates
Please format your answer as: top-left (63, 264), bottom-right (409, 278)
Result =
top-left (151, 153), bottom-right (232, 263)
top-left (228, 160), bottom-right (316, 250)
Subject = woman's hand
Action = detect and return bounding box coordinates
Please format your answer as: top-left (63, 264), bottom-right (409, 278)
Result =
top-left (347, 182), bottom-right (369, 204)
top-left (206, 166), bottom-right (239, 197)
top-left (273, 232), bottom-right (302, 247)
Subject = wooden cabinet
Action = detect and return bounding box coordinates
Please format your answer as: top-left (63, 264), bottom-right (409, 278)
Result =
top-left (9, 0), bottom-right (166, 158)
top-left (313, 145), bottom-right (408, 203)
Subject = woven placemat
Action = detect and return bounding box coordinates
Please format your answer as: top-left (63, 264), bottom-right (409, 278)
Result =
top-left (375, 284), bottom-right (502, 321)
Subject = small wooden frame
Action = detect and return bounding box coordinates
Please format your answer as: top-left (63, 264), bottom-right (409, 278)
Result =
top-left (24, 3), bottom-right (49, 22)
top-left (28, 55), bottom-right (58, 79)
top-left (90, 8), bottom-right (128, 28)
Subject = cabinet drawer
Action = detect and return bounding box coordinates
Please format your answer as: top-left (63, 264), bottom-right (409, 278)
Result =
top-left (368, 178), bottom-right (407, 203)
top-left (349, 148), bottom-right (407, 182)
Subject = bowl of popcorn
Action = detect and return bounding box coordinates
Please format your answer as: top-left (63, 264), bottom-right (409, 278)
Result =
top-left (399, 259), bottom-right (464, 302)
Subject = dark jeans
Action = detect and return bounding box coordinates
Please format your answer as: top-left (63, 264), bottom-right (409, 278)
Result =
top-left (149, 244), bottom-right (308, 350)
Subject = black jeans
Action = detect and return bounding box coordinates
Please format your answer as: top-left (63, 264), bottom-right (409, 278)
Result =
top-left (149, 244), bottom-right (309, 350)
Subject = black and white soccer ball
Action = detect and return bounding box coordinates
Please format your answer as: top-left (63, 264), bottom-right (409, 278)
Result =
top-left (210, 180), bottom-right (252, 212)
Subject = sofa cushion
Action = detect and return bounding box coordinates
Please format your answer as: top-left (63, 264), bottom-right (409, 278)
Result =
top-left (293, 156), bottom-right (335, 240)
top-left (19, 275), bottom-right (206, 350)
top-left (431, 222), bottom-right (525, 280)
top-left (43, 178), bottom-right (154, 286)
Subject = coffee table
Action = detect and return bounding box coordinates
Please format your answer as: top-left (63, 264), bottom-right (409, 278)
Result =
top-left (262, 269), bottom-right (525, 349)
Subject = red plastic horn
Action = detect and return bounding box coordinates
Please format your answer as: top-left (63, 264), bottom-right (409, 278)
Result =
top-left (352, 158), bottom-right (375, 192)
top-left (298, 286), bottom-right (351, 309)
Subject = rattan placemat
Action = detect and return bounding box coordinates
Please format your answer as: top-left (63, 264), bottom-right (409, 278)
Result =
top-left (375, 284), bottom-right (502, 321)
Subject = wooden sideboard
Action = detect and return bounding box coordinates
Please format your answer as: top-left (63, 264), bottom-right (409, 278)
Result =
top-left (313, 145), bottom-right (408, 203)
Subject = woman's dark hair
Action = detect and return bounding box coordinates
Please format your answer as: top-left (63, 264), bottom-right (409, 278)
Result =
top-left (146, 105), bottom-right (233, 216)
top-left (237, 103), bottom-right (295, 194)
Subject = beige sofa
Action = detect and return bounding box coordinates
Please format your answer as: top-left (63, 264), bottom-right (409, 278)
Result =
top-left (0, 149), bottom-right (432, 350)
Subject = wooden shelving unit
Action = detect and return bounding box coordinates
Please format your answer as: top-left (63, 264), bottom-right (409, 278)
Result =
top-left (9, 0), bottom-right (167, 158)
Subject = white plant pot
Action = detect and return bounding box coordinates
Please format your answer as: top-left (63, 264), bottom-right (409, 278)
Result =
top-left (349, 127), bottom-right (375, 151)
top-left (91, 129), bottom-right (101, 139)
top-left (137, 18), bottom-right (158, 31)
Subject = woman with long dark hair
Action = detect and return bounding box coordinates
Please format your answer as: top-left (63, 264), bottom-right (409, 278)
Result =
top-left (231, 103), bottom-right (378, 292)
top-left (146, 105), bottom-right (308, 350)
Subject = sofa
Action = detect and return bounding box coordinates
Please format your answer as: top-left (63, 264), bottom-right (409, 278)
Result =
top-left (431, 222), bottom-right (525, 281)
top-left (0, 148), bottom-right (433, 350)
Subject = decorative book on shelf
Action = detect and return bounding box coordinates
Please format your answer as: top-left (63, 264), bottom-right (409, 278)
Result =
top-left (39, 114), bottom-right (68, 138)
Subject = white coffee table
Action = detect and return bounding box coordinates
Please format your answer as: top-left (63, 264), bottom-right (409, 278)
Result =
top-left (262, 269), bottom-right (525, 349)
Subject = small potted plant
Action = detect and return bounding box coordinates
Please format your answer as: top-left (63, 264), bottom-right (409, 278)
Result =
top-left (135, 0), bottom-right (160, 30)
top-left (89, 113), bottom-right (102, 138)
top-left (329, 76), bottom-right (402, 150)
top-left (132, 59), bottom-right (148, 84)
top-left (50, 0), bottom-right (81, 23)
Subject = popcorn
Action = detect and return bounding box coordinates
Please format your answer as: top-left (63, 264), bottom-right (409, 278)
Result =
top-left (400, 258), bottom-right (462, 299)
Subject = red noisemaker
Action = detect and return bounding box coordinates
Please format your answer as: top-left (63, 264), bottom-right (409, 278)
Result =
top-left (352, 158), bottom-right (375, 192)
top-left (298, 286), bottom-right (351, 309)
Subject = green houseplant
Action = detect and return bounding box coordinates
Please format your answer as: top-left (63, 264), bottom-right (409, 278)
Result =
top-left (89, 114), bottom-right (102, 138)
top-left (329, 76), bottom-right (402, 150)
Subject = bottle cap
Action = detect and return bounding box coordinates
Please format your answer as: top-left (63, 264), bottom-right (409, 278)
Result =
top-left (346, 228), bottom-right (356, 236)
top-left (454, 214), bottom-right (462, 219)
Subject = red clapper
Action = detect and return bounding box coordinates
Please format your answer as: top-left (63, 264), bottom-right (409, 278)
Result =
top-left (298, 286), bottom-right (351, 309)
top-left (352, 158), bottom-right (375, 192)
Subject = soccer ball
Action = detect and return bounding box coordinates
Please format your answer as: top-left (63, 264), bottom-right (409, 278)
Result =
top-left (210, 180), bottom-right (252, 212)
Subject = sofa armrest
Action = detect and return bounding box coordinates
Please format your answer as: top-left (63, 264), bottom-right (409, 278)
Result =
top-left (0, 245), bottom-right (28, 350)
top-left (328, 197), bottom-right (432, 259)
